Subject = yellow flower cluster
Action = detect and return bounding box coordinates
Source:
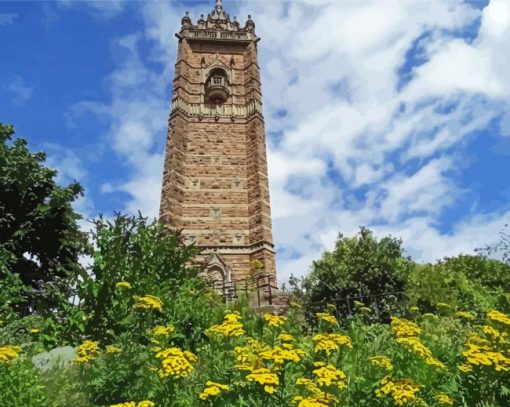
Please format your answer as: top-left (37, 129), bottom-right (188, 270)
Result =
top-left (0, 345), bottom-right (21, 364)
top-left (294, 367), bottom-right (343, 406)
top-left (155, 347), bottom-right (197, 378)
top-left (292, 395), bottom-right (334, 407)
top-left (152, 325), bottom-right (175, 337)
top-left (488, 310), bottom-right (510, 327)
top-left (106, 345), bottom-right (122, 354)
top-left (246, 367), bottom-right (279, 394)
top-left (260, 343), bottom-right (305, 365)
top-left (109, 401), bottom-right (154, 407)
top-left (263, 313), bottom-right (287, 327)
top-left (312, 362), bottom-right (347, 389)
top-left (199, 381), bottom-right (229, 400)
top-left (115, 281), bottom-right (132, 289)
top-left (396, 337), bottom-right (446, 369)
top-left (482, 325), bottom-right (508, 342)
top-left (312, 333), bottom-right (352, 355)
top-left (375, 376), bottom-right (423, 406)
top-left (369, 355), bottom-right (394, 371)
top-left (435, 393), bottom-right (454, 406)
top-left (74, 340), bottom-right (99, 363)
top-left (234, 338), bottom-right (269, 371)
top-left (207, 311), bottom-right (245, 337)
top-left (278, 332), bottom-right (294, 342)
top-left (455, 311), bottom-right (475, 320)
top-left (295, 378), bottom-right (324, 396)
top-left (461, 342), bottom-right (510, 372)
top-left (134, 295), bottom-right (163, 312)
top-left (316, 312), bottom-right (339, 326)
top-left (391, 317), bottom-right (421, 338)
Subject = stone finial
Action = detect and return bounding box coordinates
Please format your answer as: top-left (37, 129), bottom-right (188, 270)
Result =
top-left (209, 0), bottom-right (228, 21)
top-left (245, 14), bottom-right (255, 32)
top-left (181, 11), bottom-right (191, 27)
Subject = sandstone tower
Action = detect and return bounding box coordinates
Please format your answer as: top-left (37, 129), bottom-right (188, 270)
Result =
top-left (160, 0), bottom-right (276, 288)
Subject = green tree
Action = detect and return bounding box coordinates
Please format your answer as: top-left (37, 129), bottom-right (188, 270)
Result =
top-left (77, 213), bottom-right (219, 345)
top-left (302, 227), bottom-right (413, 320)
top-left (0, 123), bottom-right (87, 314)
top-left (407, 254), bottom-right (510, 313)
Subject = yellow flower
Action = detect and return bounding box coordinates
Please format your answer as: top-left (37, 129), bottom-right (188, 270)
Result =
top-left (375, 376), bottom-right (422, 406)
top-left (312, 362), bottom-right (347, 389)
top-left (278, 332), bottom-right (294, 342)
top-left (207, 312), bottom-right (245, 337)
top-left (353, 300), bottom-right (365, 308)
top-left (234, 338), bottom-right (269, 371)
top-left (106, 345), bottom-right (122, 354)
top-left (134, 295), bottom-right (163, 312)
top-left (454, 311), bottom-right (475, 320)
top-left (487, 310), bottom-right (510, 327)
top-left (74, 340), bottom-right (99, 363)
top-left (263, 313), bottom-right (287, 327)
top-left (295, 378), bottom-right (324, 396)
top-left (482, 325), bottom-right (504, 340)
top-left (260, 343), bottom-right (305, 365)
top-left (115, 281), bottom-right (132, 289)
top-left (437, 303), bottom-right (451, 309)
top-left (152, 325), bottom-right (175, 337)
top-left (369, 356), bottom-right (394, 371)
top-left (199, 381), bottom-right (229, 400)
top-left (313, 333), bottom-right (352, 355)
top-left (396, 336), bottom-right (446, 369)
top-left (462, 342), bottom-right (510, 372)
top-left (391, 317), bottom-right (420, 338)
top-left (292, 395), bottom-right (332, 407)
top-left (409, 306), bottom-right (420, 313)
top-left (458, 363), bottom-right (473, 373)
top-left (423, 313), bottom-right (436, 320)
top-left (316, 312), bottom-right (339, 326)
top-left (109, 403), bottom-right (136, 407)
top-left (155, 347), bottom-right (196, 378)
top-left (246, 368), bottom-right (279, 394)
top-left (29, 328), bottom-right (40, 333)
top-left (435, 393), bottom-right (454, 406)
top-left (0, 345), bottom-right (22, 364)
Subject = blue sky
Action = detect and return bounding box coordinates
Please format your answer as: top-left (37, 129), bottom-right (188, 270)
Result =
top-left (1, 0), bottom-right (510, 282)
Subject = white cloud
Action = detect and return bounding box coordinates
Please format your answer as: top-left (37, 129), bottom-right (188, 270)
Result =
top-left (57, 0), bottom-right (125, 18)
top-left (7, 76), bottom-right (33, 107)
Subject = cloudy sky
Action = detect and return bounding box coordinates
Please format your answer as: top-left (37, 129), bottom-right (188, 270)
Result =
top-left (1, 0), bottom-right (510, 282)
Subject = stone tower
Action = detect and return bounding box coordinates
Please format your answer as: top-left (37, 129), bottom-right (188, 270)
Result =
top-left (159, 0), bottom-right (276, 287)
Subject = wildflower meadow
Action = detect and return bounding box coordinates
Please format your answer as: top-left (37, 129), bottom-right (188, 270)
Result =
top-left (1, 123), bottom-right (510, 406)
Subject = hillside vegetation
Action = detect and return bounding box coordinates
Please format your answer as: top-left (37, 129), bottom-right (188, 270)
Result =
top-left (1, 123), bottom-right (510, 406)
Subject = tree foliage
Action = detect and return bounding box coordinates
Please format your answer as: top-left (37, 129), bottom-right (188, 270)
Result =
top-left (299, 227), bottom-right (510, 321)
top-left (76, 213), bottom-right (218, 345)
top-left (0, 123), bottom-right (87, 314)
top-left (302, 227), bottom-right (413, 319)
